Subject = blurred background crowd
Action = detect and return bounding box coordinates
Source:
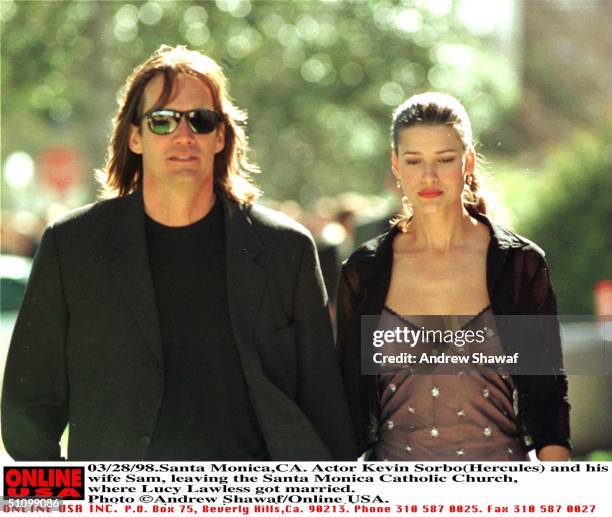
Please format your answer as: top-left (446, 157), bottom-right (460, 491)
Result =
top-left (1, 0), bottom-right (611, 459)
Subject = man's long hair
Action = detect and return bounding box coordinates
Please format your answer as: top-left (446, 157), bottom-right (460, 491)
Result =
top-left (98, 45), bottom-right (261, 204)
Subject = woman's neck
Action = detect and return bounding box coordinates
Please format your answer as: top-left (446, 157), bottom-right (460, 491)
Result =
top-left (404, 206), bottom-right (477, 253)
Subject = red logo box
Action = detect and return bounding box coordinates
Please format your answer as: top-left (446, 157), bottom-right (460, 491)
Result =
top-left (3, 467), bottom-right (85, 499)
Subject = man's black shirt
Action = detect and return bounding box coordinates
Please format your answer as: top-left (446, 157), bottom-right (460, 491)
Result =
top-left (145, 200), bottom-right (266, 459)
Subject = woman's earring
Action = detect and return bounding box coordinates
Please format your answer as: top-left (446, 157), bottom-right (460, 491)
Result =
top-left (400, 195), bottom-right (412, 233)
top-left (394, 174), bottom-right (411, 233)
top-left (463, 174), bottom-right (476, 204)
top-left (401, 195), bottom-right (412, 214)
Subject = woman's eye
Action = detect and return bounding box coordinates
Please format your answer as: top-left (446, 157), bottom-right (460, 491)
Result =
top-left (439, 157), bottom-right (455, 163)
top-left (405, 160), bottom-right (420, 165)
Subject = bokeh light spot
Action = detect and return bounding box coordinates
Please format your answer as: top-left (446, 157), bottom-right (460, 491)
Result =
top-left (49, 98), bottom-right (73, 123)
top-left (373, 2), bottom-right (394, 30)
top-left (31, 85), bottom-right (55, 109)
top-left (340, 62), bottom-right (364, 86)
top-left (282, 47), bottom-right (306, 69)
top-left (184, 5), bottom-right (208, 26)
top-left (139, 2), bottom-right (163, 25)
top-left (216, 0), bottom-right (251, 17)
top-left (259, 13), bottom-right (284, 38)
top-left (301, 54), bottom-right (334, 85)
top-left (231, 0), bottom-right (251, 18)
top-left (424, 0), bottom-right (452, 17)
top-left (316, 22), bottom-right (338, 47)
top-left (227, 34), bottom-right (252, 59)
top-left (301, 57), bottom-right (327, 83)
top-left (394, 8), bottom-right (422, 33)
top-left (114, 24), bottom-right (138, 43)
top-left (114, 4), bottom-right (139, 29)
top-left (380, 82), bottom-right (405, 106)
top-left (0, 0), bottom-right (17, 23)
top-left (45, 71), bottom-right (67, 95)
top-left (296, 16), bottom-right (320, 42)
top-left (277, 24), bottom-right (300, 48)
top-left (185, 25), bottom-right (210, 47)
top-left (3, 152), bottom-right (34, 189)
top-left (427, 64), bottom-right (452, 89)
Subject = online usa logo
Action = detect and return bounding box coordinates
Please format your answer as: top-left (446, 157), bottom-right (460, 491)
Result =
top-left (3, 467), bottom-right (85, 499)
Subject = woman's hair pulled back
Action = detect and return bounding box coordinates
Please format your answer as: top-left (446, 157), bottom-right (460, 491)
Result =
top-left (392, 92), bottom-right (487, 217)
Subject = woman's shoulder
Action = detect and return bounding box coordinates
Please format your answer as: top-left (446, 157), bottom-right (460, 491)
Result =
top-left (497, 225), bottom-right (546, 258)
top-left (343, 224), bottom-right (399, 267)
top-left (478, 213), bottom-right (547, 260)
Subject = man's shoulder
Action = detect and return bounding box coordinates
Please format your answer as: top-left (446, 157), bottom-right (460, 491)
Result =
top-left (245, 203), bottom-right (313, 243)
top-left (48, 195), bottom-right (133, 235)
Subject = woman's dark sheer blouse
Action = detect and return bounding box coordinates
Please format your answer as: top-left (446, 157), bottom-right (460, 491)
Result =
top-left (336, 213), bottom-right (571, 458)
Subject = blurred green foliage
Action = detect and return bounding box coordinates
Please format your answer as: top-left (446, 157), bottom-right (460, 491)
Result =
top-left (516, 125), bottom-right (612, 314)
top-left (1, 0), bottom-right (519, 204)
top-left (582, 449), bottom-right (612, 461)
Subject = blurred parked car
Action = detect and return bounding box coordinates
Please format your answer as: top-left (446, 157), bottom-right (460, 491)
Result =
top-left (0, 254), bottom-right (32, 456)
top-left (1, 254), bottom-right (32, 362)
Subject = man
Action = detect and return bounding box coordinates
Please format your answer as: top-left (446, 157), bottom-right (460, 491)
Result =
top-left (2, 45), bottom-right (356, 461)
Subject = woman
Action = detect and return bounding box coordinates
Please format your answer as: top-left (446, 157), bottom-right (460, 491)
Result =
top-left (338, 92), bottom-right (570, 461)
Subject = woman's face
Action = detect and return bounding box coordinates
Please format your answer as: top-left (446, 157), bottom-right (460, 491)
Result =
top-left (392, 124), bottom-right (474, 215)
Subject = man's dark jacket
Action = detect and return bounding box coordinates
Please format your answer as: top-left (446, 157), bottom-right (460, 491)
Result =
top-left (337, 212), bottom-right (571, 457)
top-left (2, 190), bottom-right (356, 460)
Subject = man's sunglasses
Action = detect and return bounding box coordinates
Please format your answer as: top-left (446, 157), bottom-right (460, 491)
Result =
top-left (142, 109), bottom-right (221, 135)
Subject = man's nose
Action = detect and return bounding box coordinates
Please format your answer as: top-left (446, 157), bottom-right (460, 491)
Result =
top-left (172, 116), bottom-right (196, 141)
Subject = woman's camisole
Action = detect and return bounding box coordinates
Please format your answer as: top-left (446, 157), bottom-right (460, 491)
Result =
top-left (373, 306), bottom-right (527, 461)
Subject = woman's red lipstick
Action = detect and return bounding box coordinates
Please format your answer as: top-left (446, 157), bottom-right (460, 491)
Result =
top-left (418, 188), bottom-right (443, 198)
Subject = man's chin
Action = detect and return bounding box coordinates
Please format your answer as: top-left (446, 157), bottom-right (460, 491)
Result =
top-left (167, 169), bottom-right (213, 183)
top-left (143, 171), bottom-right (214, 194)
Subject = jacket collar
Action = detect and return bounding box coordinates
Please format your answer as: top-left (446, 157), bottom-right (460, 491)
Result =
top-left (345, 211), bottom-right (526, 312)
top-left (107, 187), bottom-right (265, 256)
top-left (474, 212), bottom-right (527, 251)
top-left (103, 187), bottom-right (266, 366)
top-left (347, 211), bottom-right (525, 262)
top-left (217, 192), bottom-right (265, 259)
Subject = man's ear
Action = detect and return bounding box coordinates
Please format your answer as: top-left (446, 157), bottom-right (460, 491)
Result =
top-left (214, 122), bottom-right (226, 154)
top-left (128, 124), bottom-right (143, 155)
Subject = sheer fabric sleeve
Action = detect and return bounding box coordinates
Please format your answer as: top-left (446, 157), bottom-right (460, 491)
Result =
top-left (521, 252), bottom-right (571, 453)
top-left (336, 264), bottom-right (372, 455)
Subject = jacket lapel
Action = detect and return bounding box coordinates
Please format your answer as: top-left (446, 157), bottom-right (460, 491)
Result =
top-left (221, 195), bottom-right (332, 459)
top-left (352, 226), bottom-right (397, 317)
top-left (105, 190), bottom-right (164, 366)
top-left (474, 213), bottom-right (523, 312)
top-left (221, 195), bottom-right (266, 349)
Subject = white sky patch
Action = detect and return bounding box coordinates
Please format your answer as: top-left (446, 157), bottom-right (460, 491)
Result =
top-left (458, 0), bottom-right (514, 36)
